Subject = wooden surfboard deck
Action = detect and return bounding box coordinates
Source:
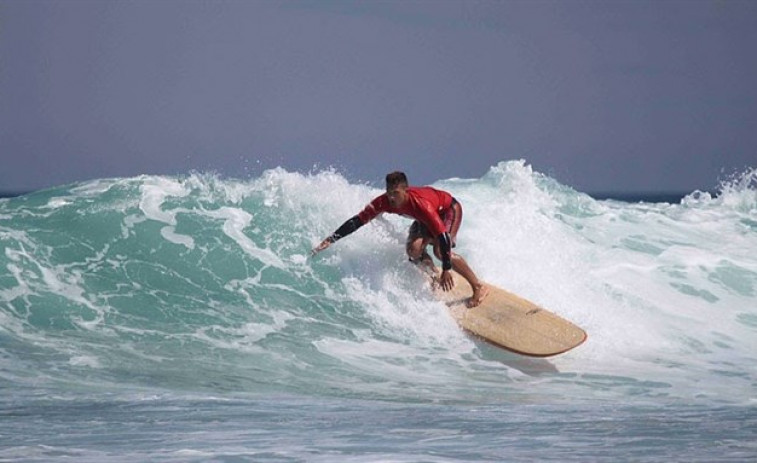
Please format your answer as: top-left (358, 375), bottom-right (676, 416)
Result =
top-left (435, 271), bottom-right (587, 357)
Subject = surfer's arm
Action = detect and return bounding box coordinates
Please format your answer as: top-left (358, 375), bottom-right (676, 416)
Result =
top-left (437, 231), bottom-right (453, 271)
top-left (312, 215), bottom-right (365, 255)
top-left (312, 196), bottom-right (387, 255)
top-left (437, 231), bottom-right (454, 291)
top-left (325, 195), bottom-right (388, 244)
top-left (327, 215), bottom-right (364, 243)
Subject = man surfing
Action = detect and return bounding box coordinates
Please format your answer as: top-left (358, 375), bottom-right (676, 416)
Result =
top-left (312, 171), bottom-right (489, 308)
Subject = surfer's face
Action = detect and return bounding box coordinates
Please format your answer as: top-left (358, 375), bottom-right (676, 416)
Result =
top-left (386, 184), bottom-right (408, 208)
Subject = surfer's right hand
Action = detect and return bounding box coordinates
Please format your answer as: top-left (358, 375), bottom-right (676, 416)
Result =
top-left (311, 239), bottom-right (331, 256)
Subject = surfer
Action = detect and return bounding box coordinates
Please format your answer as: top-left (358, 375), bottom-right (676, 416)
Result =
top-left (312, 171), bottom-right (489, 308)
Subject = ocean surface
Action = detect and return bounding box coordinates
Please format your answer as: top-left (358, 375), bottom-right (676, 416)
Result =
top-left (1, 160), bottom-right (756, 462)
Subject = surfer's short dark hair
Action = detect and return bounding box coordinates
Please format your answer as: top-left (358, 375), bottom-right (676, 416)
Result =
top-left (385, 171), bottom-right (408, 189)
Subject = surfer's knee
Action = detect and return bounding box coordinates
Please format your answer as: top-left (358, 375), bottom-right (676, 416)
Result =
top-left (406, 237), bottom-right (425, 257)
top-left (408, 255), bottom-right (424, 265)
top-left (406, 244), bottom-right (421, 259)
top-left (408, 249), bottom-right (432, 266)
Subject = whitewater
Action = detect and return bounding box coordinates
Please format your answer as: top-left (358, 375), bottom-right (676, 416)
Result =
top-left (1, 160), bottom-right (756, 462)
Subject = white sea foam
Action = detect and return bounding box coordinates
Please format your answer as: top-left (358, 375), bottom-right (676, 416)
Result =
top-left (139, 176), bottom-right (196, 249)
top-left (203, 206), bottom-right (284, 268)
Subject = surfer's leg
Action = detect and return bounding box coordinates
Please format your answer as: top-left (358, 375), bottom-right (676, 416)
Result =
top-left (406, 221), bottom-right (431, 260)
top-left (447, 199), bottom-right (462, 248)
top-left (452, 255), bottom-right (489, 308)
top-left (431, 243), bottom-right (489, 308)
top-left (406, 222), bottom-right (436, 278)
top-left (435, 199), bottom-right (487, 307)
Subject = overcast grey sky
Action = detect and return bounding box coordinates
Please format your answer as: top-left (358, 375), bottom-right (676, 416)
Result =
top-left (1, 0), bottom-right (755, 194)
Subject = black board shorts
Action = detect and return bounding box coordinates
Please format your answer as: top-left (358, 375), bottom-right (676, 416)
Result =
top-left (407, 198), bottom-right (459, 248)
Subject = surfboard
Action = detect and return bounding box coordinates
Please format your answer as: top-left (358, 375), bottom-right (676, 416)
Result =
top-left (434, 271), bottom-right (587, 357)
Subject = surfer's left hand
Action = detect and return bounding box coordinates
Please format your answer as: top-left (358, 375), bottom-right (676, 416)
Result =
top-left (439, 270), bottom-right (454, 292)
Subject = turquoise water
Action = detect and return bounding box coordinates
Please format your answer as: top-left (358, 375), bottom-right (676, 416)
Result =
top-left (2, 160), bottom-right (756, 461)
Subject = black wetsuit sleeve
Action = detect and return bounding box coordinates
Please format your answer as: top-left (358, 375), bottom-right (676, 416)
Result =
top-left (327, 215), bottom-right (364, 243)
top-left (438, 232), bottom-right (453, 271)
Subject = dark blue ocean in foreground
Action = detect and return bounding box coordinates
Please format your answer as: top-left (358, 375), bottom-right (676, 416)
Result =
top-left (2, 160), bottom-right (756, 461)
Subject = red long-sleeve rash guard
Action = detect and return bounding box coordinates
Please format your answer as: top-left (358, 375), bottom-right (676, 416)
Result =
top-left (357, 187), bottom-right (452, 236)
top-left (328, 186), bottom-right (454, 270)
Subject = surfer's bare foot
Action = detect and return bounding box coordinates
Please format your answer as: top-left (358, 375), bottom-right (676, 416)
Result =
top-left (467, 284), bottom-right (489, 308)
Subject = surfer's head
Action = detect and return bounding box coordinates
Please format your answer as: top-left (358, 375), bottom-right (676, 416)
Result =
top-left (385, 171), bottom-right (408, 189)
top-left (385, 171), bottom-right (409, 208)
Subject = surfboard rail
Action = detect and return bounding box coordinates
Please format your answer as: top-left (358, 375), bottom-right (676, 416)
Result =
top-left (435, 272), bottom-right (587, 357)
